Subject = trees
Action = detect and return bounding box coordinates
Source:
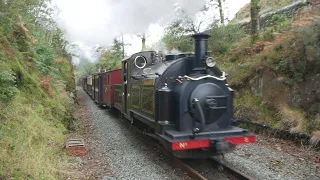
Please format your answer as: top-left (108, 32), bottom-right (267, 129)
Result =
top-left (209, 0), bottom-right (225, 25)
top-left (161, 3), bottom-right (214, 52)
top-left (98, 39), bottom-right (123, 70)
top-left (162, 21), bottom-right (194, 52)
top-left (217, 0), bottom-right (224, 25)
top-left (78, 58), bottom-right (96, 74)
top-left (250, 0), bottom-right (260, 44)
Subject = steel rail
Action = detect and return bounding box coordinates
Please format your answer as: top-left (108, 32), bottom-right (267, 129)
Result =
top-left (122, 120), bottom-right (208, 180)
top-left (155, 143), bottom-right (208, 180)
top-left (211, 157), bottom-right (255, 180)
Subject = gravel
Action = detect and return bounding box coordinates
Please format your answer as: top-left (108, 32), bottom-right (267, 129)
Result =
top-left (81, 89), bottom-right (190, 180)
top-left (184, 159), bottom-right (234, 180)
top-left (225, 135), bottom-right (320, 180)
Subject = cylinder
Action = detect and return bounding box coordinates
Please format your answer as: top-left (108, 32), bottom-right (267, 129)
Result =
top-left (192, 33), bottom-right (211, 68)
top-left (158, 84), bottom-right (172, 123)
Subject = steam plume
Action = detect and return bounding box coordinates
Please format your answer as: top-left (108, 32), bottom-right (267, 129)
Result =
top-left (54, 0), bottom-right (206, 45)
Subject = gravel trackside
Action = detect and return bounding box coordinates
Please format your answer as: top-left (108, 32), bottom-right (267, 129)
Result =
top-left (81, 89), bottom-right (190, 180)
top-left (225, 135), bottom-right (320, 180)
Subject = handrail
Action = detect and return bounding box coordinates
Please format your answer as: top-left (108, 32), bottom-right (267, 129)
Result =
top-left (179, 74), bottom-right (226, 81)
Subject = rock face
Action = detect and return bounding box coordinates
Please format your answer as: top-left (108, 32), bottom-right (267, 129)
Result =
top-left (292, 74), bottom-right (320, 116)
top-left (251, 69), bottom-right (289, 106)
top-left (251, 69), bottom-right (320, 127)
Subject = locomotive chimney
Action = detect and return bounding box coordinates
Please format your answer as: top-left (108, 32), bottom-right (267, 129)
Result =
top-left (192, 33), bottom-right (211, 69)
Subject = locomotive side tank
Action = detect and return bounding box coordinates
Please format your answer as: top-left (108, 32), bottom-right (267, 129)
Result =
top-left (124, 33), bottom-right (255, 158)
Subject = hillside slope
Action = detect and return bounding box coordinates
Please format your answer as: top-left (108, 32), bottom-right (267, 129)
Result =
top-left (0, 1), bottom-right (75, 179)
top-left (214, 2), bottom-right (320, 141)
top-left (232, 0), bottom-right (298, 23)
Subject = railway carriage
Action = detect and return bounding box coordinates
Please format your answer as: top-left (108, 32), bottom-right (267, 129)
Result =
top-left (81, 76), bottom-right (88, 91)
top-left (102, 69), bottom-right (122, 107)
top-left (89, 70), bottom-right (123, 107)
top-left (82, 33), bottom-right (256, 159)
top-left (86, 76), bottom-right (93, 97)
top-left (93, 73), bottom-right (99, 102)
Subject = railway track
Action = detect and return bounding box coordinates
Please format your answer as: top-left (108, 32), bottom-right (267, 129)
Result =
top-left (210, 157), bottom-right (254, 180)
top-left (181, 157), bottom-right (254, 180)
top-left (111, 112), bottom-right (254, 180)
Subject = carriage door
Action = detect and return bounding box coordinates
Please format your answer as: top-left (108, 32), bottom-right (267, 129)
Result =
top-left (123, 61), bottom-right (128, 114)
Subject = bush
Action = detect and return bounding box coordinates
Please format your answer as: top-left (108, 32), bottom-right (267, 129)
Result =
top-left (271, 20), bottom-right (320, 82)
top-left (0, 63), bottom-right (19, 101)
top-left (208, 24), bottom-right (247, 55)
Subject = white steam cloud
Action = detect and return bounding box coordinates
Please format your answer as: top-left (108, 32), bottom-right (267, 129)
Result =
top-left (53, 0), bottom-right (206, 46)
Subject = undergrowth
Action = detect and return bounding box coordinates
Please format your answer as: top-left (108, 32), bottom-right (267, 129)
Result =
top-left (217, 9), bottom-right (320, 137)
top-left (0, 1), bottom-right (75, 179)
top-left (0, 58), bottom-right (74, 179)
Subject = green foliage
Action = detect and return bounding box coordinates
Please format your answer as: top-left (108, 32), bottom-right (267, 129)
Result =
top-left (0, 63), bottom-right (20, 101)
top-left (269, 20), bottom-right (320, 83)
top-left (97, 39), bottom-right (123, 70)
top-left (261, 29), bottom-right (276, 41)
top-left (35, 44), bottom-right (55, 66)
top-left (51, 29), bottom-right (69, 56)
top-left (0, 90), bottom-right (68, 179)
top-left (75, 58), bottom-right (96, 81)
top-left (274, 59), bottom-right (287, 73)
top-left (306, 115), bottom-right (320, 134)
top-left (234, 89), bottom-right (280, 127)
top-left (75, 39), bottom-right (124, 81)
top-left (161, 21), bottom-right (193, 52)
top-left (208, 24), bottom-right (247, 55)
top-left (219, 18), bottom-right (320, 135)
top-left (225, 20), bottom-right (320, 87)
top-left (271, 14), bottom-right (286, 24)
top-left (0, 0), bottom-right (75, 179)
top-left (161, 3), bottom-right (216, 52)
top-left (260, 15), bottom-right (292, 42)
top-left (222, 61), bottom-right (256, 88)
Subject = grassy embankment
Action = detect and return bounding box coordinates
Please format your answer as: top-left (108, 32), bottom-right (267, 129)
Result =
top-left (0, 2), bottom-right (75, 179)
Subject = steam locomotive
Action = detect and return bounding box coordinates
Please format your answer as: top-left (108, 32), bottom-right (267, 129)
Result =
top-left (81, 33), bottom-right (255, 159)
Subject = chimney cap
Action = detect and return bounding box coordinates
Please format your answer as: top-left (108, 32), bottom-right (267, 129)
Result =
top-left (192, 33), bottom-right (211, 39)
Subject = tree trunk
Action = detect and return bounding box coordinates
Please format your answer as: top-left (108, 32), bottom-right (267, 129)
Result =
top-left (217, 0), bottom-right (224, 25)
top-left (250, 0), bottom-right (260, 44)
top-left (121, 34), bottom-right (125, 58)
top-left (141, 33), bottom-right (146, 51)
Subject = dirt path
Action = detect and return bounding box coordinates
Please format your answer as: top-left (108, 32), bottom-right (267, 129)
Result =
top-left (67, 88), bottom-right (115, 179)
